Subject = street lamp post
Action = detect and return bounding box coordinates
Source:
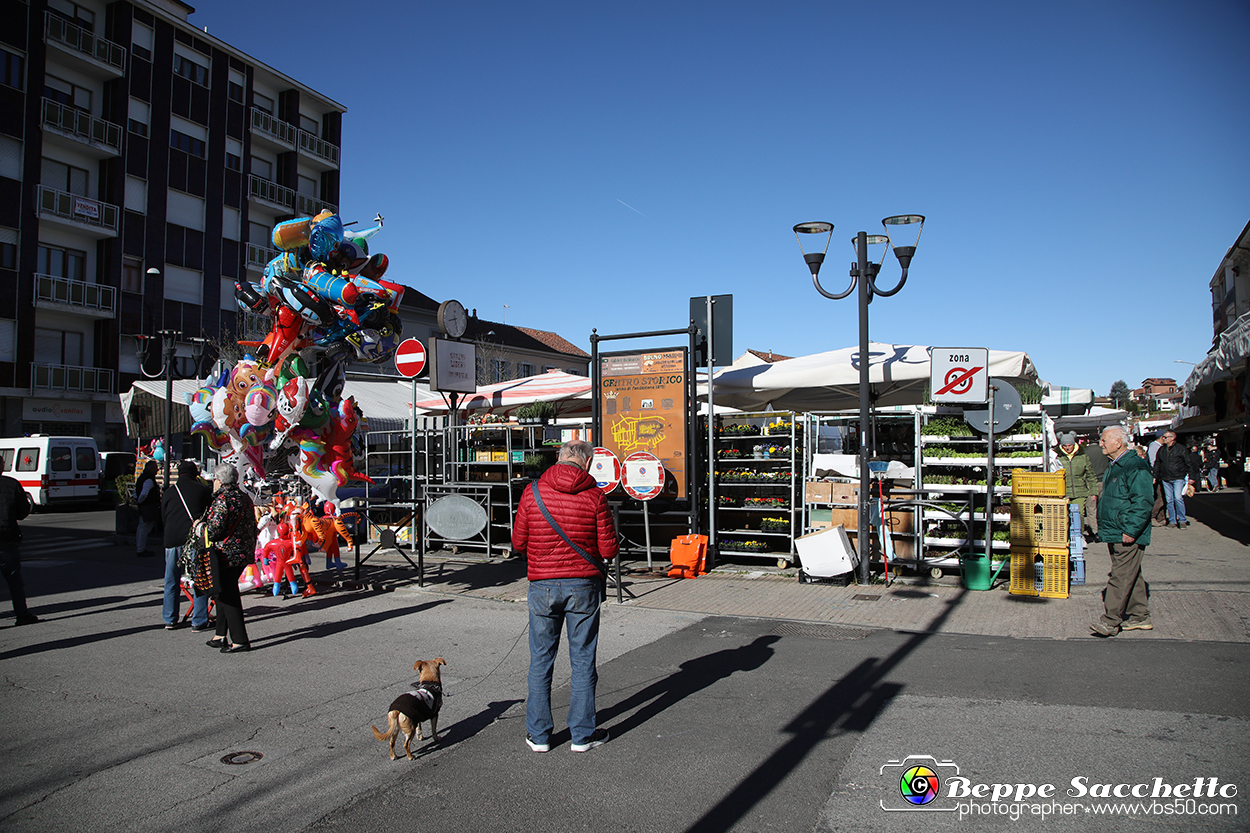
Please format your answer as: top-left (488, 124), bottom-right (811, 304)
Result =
top-left (133, 325), bottom-right (207, 487)
top-left (793, 216), bottom-right (924, 584)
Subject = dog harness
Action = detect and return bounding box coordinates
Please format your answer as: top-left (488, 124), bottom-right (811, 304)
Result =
top-left (390, 682), bottom-right (443, 722)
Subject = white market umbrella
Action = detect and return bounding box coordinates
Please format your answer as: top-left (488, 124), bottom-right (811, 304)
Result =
top-left (410, 369), bottom-right (592, 416)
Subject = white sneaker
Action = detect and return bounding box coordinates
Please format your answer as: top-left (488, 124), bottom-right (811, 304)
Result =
top-left (570, 728), bottom-right (609, 752)
top-left (525, 734), bottom-right (549, 753)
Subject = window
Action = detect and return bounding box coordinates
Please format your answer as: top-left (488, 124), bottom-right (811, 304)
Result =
top-left (249, 222), bottom-right (270, 247)
top-left (37, 243), bottom-right (86, 281)
top-left (121, 258), bottom-right (142, 293)
top-left (49, 0), bottom-right (94, 31)
top-left (35, 328), bottom-right (83, 365)
top-left (0, 227), bottom-right (15, 270)
top-left (0, 319), bottom-right (14, 362)
top-left (253, 92), bottom-right (274, 114)
top-left (222, 205), bottom-right (240, 240)
top-left (42, 159), bottom-right (89, 196)
top-left (0, 135), bottom-right (20, 179)
top-left (0, 48), bottom-right (23, 89)
top-left (299, 114), bottom-right (319, 134)
top-left (173, 54), bottom-right (208, 87)
top-left (519, 363), bottom-right (535, 378)
top-left (131, 21), bottom-right (153, 61)
top-left (492, 360), bottom-right (510, 383)
top-left (50, 446), bottom-right (72, 472)
top-left (125, 176), bottom-right (146, 213)
top-left (251, 157), bottom-right (272, 180)
top-left (76, 446), bottom-right (96, 472)
top-left (163, 264), bottom-right (203, 305)
top-left (297, 174), bottom-right (317, 198)
top-left (44, 75), bottom-right (91, 112)
top-left (128, 98), bottom-right (149, 137)
top-left (167, 189), bottom-right (205, 230)
top-left (228, 69), bottom-right (245, 103)
top-left (170, 129), bottom-right (206, 158)
top-left (225, 136), bottom-right (242, 171)
top-left (15, 447), bottom-right (39, 472)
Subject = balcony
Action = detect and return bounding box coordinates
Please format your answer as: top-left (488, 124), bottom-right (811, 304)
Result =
top-left (246, 242), bottom-right (280, 272)
top-left (40, 98), bottom-right (122, 158)
top-left (250, 107), bottom-right (295, 150)
top-left (36, 185), bottom-right (119, 238)
top-left (33, 274), bottom-right (117, 319)
top-left (295, 192), bottom-right (337, 217)
top-left (31, 362), bottom-right (113, 394)
top-left (247, 175), bottom-right (295, 212)
top-left (44, 12), bottom-right (125, 78)
top-left (298, 128), bottom-right (339, 169)
top-left (239, 311), bottom-right (270, 342)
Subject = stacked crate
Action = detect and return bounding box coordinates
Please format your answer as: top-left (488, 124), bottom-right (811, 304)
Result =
top-left (1008, 469), bottom-right (1069, 598)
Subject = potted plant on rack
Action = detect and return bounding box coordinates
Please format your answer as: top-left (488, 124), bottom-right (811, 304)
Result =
top-left (515, 401), bottom-right (557, 426)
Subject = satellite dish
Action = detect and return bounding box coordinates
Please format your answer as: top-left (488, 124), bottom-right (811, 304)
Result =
top-left (964, 378), bottom-right (1022, 434)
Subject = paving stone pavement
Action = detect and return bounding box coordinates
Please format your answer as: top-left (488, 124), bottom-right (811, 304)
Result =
top-left (385, 488), bottom-right (1250, 643)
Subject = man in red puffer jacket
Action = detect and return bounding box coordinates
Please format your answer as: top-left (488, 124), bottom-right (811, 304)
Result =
top-left (512, 439), bottom-right (618, 754)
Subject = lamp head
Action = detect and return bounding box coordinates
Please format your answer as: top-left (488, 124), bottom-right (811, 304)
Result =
top-left (854, 234), bottom-right (891, 267)
top-left (134, 334), bottom-right (152, 362)
top-left (882, 215), bottom-right (925, 270)
top-left (793, 221), bottom-right (833, 278)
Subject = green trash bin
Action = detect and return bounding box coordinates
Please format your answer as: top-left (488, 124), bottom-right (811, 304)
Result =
top-left (961, 554), bottom-right (992, 590)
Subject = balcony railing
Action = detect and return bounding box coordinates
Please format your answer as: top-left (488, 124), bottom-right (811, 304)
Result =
top-left (295, 193), bottom-right (337, 217)
top-left (247, 175), bottom-right (295, 211)
top-left (298, 128), bottom-right (340, 167)
top-left (41, 98), bottom-right (122, 155)
top-left (246, 242), bottom-right (280, 271)
top-left (44, 12), bottom-right (125, 74)
top-left (36, 185), bottom-right (119, 236)
top-left (250, 107), bottom-right (296, 147)
top-left (33, 273), bottom-right (117, 317)
top-left (31, 362), bottom-right (114, 394)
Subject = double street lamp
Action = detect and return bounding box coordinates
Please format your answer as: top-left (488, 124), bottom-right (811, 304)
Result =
top-left (133, 268), bottom-right (209, 486)
top-left (793, 216), bottom-right (924, 584)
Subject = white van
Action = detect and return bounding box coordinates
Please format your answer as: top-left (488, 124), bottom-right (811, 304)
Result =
top-left (0, 435), bottom-right (101, 506)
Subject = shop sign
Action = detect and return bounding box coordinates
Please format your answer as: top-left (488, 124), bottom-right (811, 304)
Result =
top-left (23, 398), bottom-right (91, 422)
top-left (598, 347), bottom-right (687, 498)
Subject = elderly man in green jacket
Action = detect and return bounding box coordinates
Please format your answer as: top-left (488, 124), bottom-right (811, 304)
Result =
top-left (1092, 426), bottom-right (1154, 637)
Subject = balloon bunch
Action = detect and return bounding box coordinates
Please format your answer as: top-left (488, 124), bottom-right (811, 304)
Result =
top-left (185, 211), bottom-right (400, 503)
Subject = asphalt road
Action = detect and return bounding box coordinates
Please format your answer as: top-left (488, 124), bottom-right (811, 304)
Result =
top-left (1, 507), bottom-right (1247, 833)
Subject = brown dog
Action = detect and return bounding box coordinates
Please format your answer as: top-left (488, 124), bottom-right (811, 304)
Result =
top-left (371, 658), bottom-right (446, 760)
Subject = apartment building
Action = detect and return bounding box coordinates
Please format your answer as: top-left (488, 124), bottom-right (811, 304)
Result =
top-left (0, 0), bottom-right (345, 451)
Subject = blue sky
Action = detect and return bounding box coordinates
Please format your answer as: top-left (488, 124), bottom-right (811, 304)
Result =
top-left (195, 0), bottom-right (1248, 398)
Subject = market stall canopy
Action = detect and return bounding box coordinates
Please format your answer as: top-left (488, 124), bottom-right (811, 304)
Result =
top-left (1053, 406), bottom-right (1128, 433)
top-left (120, 377), bottom-right (428, 438)
top-left (410, 369), bottom-right (592, 416)
top-left (1042, 386), bottom-right (1094, 416)
top-left (1182, 309), bottom-right (1250, 402)
top-left (705, 342), bottom-right (1039, 413)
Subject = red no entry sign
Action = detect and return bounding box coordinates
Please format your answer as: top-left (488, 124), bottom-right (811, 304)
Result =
top-left (395, 338), bottom-right (427, 378)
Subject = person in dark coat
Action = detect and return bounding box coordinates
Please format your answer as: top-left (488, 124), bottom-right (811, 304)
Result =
top-left (160, 460), bottom-right (214, 630)
top-left (134, 460), bottom-right (161, 557)
top-left (0, 458), bottom-right (37, 625)
top-left (202, 463), bottom-right (257, 653)
top-left (512, 440), bottom-right (617, 753)
top-left (1093, 426), bottom-right (1154, 637)
top-left (1152, 430), bottom-right (1199, 528)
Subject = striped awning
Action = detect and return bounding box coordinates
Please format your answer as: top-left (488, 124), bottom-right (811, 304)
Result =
top-left (411, 370), bottom-right (592, 416)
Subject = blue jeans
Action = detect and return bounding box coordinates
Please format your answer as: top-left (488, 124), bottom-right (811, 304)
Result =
top-left (526, 578), bottom-right (601, 745)
top-left (1206, 467), bottom-right (1219, 491)
top-left (163, 546), bottom-right (208, 626)
top-left (1161, 478), bottom-right (1188, 525)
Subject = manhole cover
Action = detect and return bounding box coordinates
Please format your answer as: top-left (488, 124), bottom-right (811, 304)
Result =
top-left (770, 623), bottom-right (873, 640)
top-left (852, 594), bottom-right (881, 601)
top-left (220, 751), bottom-right (264, 765)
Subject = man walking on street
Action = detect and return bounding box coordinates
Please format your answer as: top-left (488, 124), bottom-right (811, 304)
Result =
top-left (0, 458), bottom-right (37, 625)
top-left (1153, 430), bottom-right (1198, 528)
top-left (1092, 426), bottom-right (1154, 637)
top-left (160, 460), bottom-right (214, 630)
top-left (512, 440), bottom-right (617, 753)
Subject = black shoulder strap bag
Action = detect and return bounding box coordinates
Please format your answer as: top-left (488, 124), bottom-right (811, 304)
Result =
top-left (531, 484), bottom-right (607, 601)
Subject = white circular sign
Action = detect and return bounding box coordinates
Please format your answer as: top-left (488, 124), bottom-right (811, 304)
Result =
top-left (623, 451), bottom-right (664, 501)
top-left (591, 447), bottom-right (621, 492)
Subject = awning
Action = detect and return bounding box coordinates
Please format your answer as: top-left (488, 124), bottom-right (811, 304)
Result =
top-left (705, 343), bottom-right (1038, 412)
top-left (411, 370), bottom-right (592, 416)
top-left (1182, 310), bottom-right (1250, 399)
top-left (1042, 387), bottom-right (1094, 416)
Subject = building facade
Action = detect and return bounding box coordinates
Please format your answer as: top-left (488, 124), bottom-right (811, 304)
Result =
top-left (0, 0), bottom-right (345, 451)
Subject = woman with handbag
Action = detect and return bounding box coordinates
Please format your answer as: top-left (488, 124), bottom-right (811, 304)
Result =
top-left (160, 460), bottom-right (213, 630)
top-left (201, 463), bottom-right (258, 653)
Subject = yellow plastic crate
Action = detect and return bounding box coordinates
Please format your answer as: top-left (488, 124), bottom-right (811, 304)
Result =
top-left (1009, 547), bottom-right (1039, 596)
top-left (1010, 497), bottom-right (1069, 547)
top-left (1011, 469), bottom-right (1066, 497)
top-left (1039, 548), bottom-right (1070, 599)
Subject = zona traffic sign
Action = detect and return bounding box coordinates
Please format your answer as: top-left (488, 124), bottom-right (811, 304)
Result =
top-left (395, 338), bottom-right (427, 378)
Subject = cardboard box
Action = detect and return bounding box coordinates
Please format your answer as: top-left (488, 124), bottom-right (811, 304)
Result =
top-left (804, 480), bottom-right (832, 503)
top-left (795, 525), bottom-right (858, 577)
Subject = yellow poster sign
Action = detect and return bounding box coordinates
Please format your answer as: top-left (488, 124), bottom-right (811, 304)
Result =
top-left (599, 349), bottom-right (687, 498)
